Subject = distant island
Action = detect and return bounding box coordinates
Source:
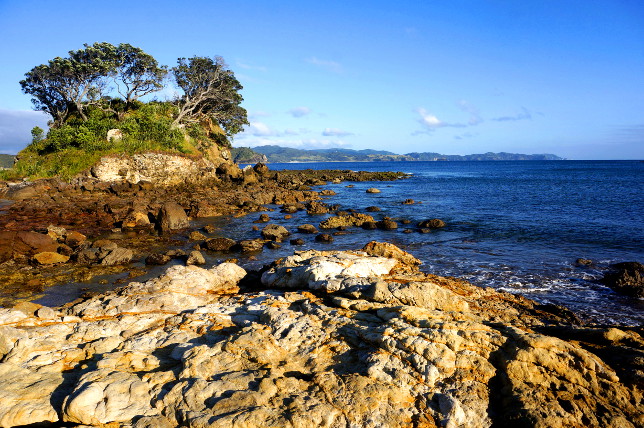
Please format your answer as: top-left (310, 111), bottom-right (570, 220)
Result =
top-left (231, 145), bottom-right (563, 163)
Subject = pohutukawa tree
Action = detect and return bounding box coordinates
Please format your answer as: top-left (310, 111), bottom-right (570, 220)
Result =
top-left (171, 56), bottom-right (249, 135)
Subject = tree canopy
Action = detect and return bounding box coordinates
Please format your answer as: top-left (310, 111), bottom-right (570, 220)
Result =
top-left (20, 42), bottom-right (247, 142)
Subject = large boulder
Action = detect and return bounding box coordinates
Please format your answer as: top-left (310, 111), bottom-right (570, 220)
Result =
top-left (602, 262), bottom-right (644, 297)
top-left (319, 213), bottom-right (375, 229)
top-left (261, 224), bottom-right (290, 242)
top-left (158, 202), bottom-right (189, 232)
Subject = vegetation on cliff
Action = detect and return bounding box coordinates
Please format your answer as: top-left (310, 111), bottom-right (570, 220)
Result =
top-left (3, 42), bottom-right (248, 180)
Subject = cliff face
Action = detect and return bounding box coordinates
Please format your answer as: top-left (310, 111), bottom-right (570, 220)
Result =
top-left (0, 242), bottom-right (640, 427)
top-left (87, 151), bottom-right (239, 186)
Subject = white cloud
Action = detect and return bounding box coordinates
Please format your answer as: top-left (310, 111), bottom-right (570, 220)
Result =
top-left (458, 100), bottom-right (483, 126)
top-left (245, 122), bottom-right (279, 137)
top-left (322, 128), bottom-right (353, 137)
top-left (0, 109), bottom-right (50, 154)
top-left (288, 106), bottom-right (312, 118)
top-left (306, 57), bottom-right (343, 73)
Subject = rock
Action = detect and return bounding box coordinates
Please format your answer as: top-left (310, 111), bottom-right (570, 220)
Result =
top-left (101, 248), bottom-right (133, 265)
top-left (106, 128), bottom-right (123, 141)
top-left (361, 241), bottom-right (422, 268)
top-left (266, 241), bottom-right (282, 250)
top-left (306, 201), bottom-right (329, 215)
top-left (145, 253), bottom-right (171, 265)
top-left (205, 238), bottom-right (237, 252)
top-left (315, 233), bottom-right (334, 243)
top-left (47, 225), bottom-right (67, 241)
top-left (203, 224), bottom-right (217, 234)
top-left (361, 221), bottom-right (378, 230)
top-left (376, 218), bottom-right (398, 230)
top-left (575, 258), bottom-right (593, 266)
top-left (290, 238), bottom-right (305, 245)
top-left (0, 247), bottom-right (641, 428)
top-left (253, 162), bottom-right (270, 175)
top-left (366, 206), bottom-right (381, 212)
top-left (281, 204), bottom-right (299, 214)
top-left (121, 209), bottom-right (151, 229)
top-left (158, 202), bottom-right (189, 231)
top-left (366, 188), bottom-right (381, 193)
top-left (601, 262), bottom-right (644, 297)
top-left (320, 189), bottom-right (336, 196)
top-left (186, 251), bottom-right (206, 266)
top-left (33, 252), bottom-right (70, 265)
top-left (261, 224), bottom-right (290, 242)
top-left (402, 199), bottom-right (415, 204)
top-left (189, 231), bottom-right (207, 241)
top-left (297, 224), bottom-right (318, 234)
top-left (234, 239), bottom-right (265, 253)
top-left (64, 231), bottom-right (87, 247)
top-left (255, 213), bottom-right (271, 223)
top-left (319, 213), bottom-right (375, 229)
top-left (418, 219), bottom-right (446, 229)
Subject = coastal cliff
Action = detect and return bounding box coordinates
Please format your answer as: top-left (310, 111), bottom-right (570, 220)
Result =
top-left (0, 242), bottom-right (641, 427)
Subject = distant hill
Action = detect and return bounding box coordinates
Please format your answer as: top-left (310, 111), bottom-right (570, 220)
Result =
top-left (0, 154), bottom-right (15, 168)
top-left (237, 145), bottom-right (563, 163)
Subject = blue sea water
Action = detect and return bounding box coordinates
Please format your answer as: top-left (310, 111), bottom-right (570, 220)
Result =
top-left (229, 160), bottom-right (643, 325)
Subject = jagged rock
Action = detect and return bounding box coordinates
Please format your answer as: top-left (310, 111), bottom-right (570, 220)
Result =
top-left (186, 250), bottom-right (206, 266)
top-left (0, 246), bottom-right (641, 428)
top-left (100, 247), bottom-right (133, 266)
top-left (418, 218), bottom-right (446, 229)
top-left (261, 224), bottom-right (290, 242)
top-left (145, 253), bottom-right (171, 265)
top-left (319, 213), bottom-right (375, 229)
top-left (189, 230), bottom-right (207, 241)
top-left (297, 224), bottom-right (318, 234)
top-left (602, 262), bottom-right (644, 297)
top-left (253, 162), bottom-right (269, 176)
top-left (204, 238), bottom-right (236, 252)
top-left (234, 239), bottom-right (264, 253)
top-left (158, 202), bottom-right (189, 231)
top-left (306, 201), bottom-right (329, 215)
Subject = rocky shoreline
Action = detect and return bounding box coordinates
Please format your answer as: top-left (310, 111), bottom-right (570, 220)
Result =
top-left (0, 242), bottom-right (642, 427)
top-left (0, 157), bottom-right (642, 427)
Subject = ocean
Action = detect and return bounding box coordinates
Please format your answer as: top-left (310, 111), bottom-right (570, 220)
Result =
top-left (225, 160), bottom-right (643, 325)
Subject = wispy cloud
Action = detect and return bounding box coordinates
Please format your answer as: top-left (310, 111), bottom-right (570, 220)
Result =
top-left (233, 137), bottom-right (349, 150)
top-left (245, 122), bottom-right (280, 137)
top-left (416, 107), bottom-right (467, 131)
top-left (458, 100), bottom-right (483, 126)
top-left (492, 107), bottom-right (532, 122)
top-left (306, 57), bottom-right (343, 73)
top-left (288, 106), bottom-right (312, 118)
top-left (0, 109), bottom-right (49, 154)
top-left (322, 128), bottom-right (353, 137)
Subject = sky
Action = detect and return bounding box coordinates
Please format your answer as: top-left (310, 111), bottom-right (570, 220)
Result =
top-left (0, 0), bottom-right (643, 159)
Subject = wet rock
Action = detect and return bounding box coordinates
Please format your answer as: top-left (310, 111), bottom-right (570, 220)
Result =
top-left (315, 233), bottom-right (334, 243)
top-left (234, 239), bottom-right (265, 253)
top-left (146, 253), bottom-right (172, 266)
top-left (261, 224), bottom-right (290, 242)
top-left (418, 218), bottom-right (446, 229)
top-left (290, 238), bottom-right (305, 245)
top-left (64, 231), bottom-right (87, 248)
top-left (575, 258), bottom-right (593, 266)
top-left (33, 252), bottom-right (70, 265)
top-left (366, 188), bottom-right (381, 193)
top-left (189, 231), bottom-right (207, 241)
top-left (203, 224), bottom-right (217, 234)
top-left (281, 205), bottom-right (299, 214)
top-left (361, 221), bottom-right (378, 230)
top-left (255, 213), bottom-right (271, 223)
top-left (297, 224), bottom-right (318, 234)
top-left (366, 206), bottom-right (381, 212)
top-left (266, 241), bottom-right (282, 250)
top-left (320, 189), bottom-right (336, 196)
top-left (402, 199), bottom-right (415, 204)
top-left (76, 247), bottom-right (100, 264)
top-left (320, 213), bottom-right (375, 229)
top-left (101, 247), bottom-right (133, 266)
top-left (376, 218), bottom-right (398, 230)
top-left (601, 262), bottom-right (644, 298)
top-left (158, 202), bottom-right (189, 231)
top-left (186, 251), bottom-right (206, 266)
top-left (306, 201), bottom-right (329, 215)
top-left (121, 209), bottom-right (152, 229)
top-left (361, 241), bottom-right (422, 268)
top-left (203, 237), bottom-right (235, 252)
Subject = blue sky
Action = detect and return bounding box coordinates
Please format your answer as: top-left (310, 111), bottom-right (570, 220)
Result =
top-left (0, 0), bottom-right (642, 159)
